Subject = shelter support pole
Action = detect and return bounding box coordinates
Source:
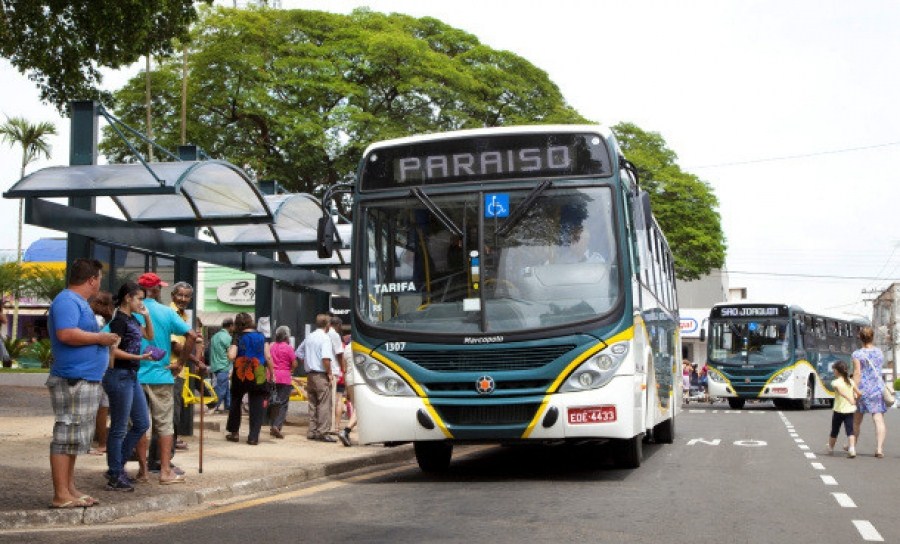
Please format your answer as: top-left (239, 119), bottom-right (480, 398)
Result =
top-left (66, 101), bottom-right (99, 265)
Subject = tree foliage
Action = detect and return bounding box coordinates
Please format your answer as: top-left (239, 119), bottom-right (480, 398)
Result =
top-left (0, 0), bottom-right (208, 111)
top-left (99, 7), bottom-right (725, 280)
top-left (101, 7), bottom-right (588, 195)
top-left (0, 116), bottom-right (57, 177)
top-left (613, 122), bottom-right (726, 281)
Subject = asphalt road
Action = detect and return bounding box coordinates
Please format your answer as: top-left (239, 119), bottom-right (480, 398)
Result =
top-left (6, 401), bottom-right (899, 544)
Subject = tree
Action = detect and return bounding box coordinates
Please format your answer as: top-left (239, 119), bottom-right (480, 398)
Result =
top-left (0, 1), bottom-right (209, 111)
top-left (0, 116), bottom-right (56, 339)
top-left (100, 7), bottom-right (588, 197)
top-left (23, 266), bottom-right (65, 303)
top-left (613, 122), bottom-right (726, 281)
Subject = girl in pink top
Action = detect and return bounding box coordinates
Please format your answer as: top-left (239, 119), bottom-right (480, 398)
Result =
top-left (268, 326), bottom-right (297, 438)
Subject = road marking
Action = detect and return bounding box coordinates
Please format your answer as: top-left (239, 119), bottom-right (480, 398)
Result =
top-left (820, 475), bottom-right (838, 485)
top-left (798, 444), bottom-right (810, 450)
top-left (832, 493), bottom-right (857, 508)
top-left (789, 433), bottom-right (799, 437)
top-left (811, 462), bottom-right (824, 470)
top-left (686, 438), bottom-right (722, 446)
top-left (794, 438), bottom-right (804, 443)
top-left (804, 452), bottom-right (817, 459)
top-left (852, 520), bottom-right (884, 541)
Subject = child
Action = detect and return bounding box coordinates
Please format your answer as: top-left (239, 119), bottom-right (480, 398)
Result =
top-left (827, 360), bottom-right (860, 458)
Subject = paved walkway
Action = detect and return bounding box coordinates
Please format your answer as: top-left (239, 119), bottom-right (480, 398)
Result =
top-left (0, 384), bottom-right (413, 530)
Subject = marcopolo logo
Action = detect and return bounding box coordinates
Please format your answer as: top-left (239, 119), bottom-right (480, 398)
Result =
top-left (476, 376), bottom-right (496, 395)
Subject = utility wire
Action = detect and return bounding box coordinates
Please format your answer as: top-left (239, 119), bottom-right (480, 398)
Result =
top-left (728, 270), bottom-right (899, 281)
top-left (690, 140), bottom-right (900, 169)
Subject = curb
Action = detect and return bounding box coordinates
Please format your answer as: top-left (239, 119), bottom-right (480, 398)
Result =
top-left (0, 444), bottom-right (414, 531)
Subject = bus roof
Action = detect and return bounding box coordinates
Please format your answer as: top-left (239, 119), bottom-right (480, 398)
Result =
top-left (362, 124), bottom-right (617, 156)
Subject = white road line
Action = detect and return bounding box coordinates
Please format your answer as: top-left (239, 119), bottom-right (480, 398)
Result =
top-left (852, 520), bottom-right (884, 541)
top-left (820, 475), bottom-right (838, 485)
top-left (804, 452), bottom-right (817, 459)
top-left (811, 462), bottom-right (825, 470)
top-left (799, 444), bottom-right (810, 450)
top-left (832, 493), bottom-right (857, 508)
top-left (789, 433), bottom-right (799, 437)
top-left (794, 438), bottom-right (804, 443)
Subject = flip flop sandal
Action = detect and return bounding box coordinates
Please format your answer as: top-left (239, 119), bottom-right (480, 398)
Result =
top-left (48, 500), bottom-right (85, 509)
top-left (159, 474), bottom-right (186, 485)
top-left (79, 495), bottom-right (99, 506)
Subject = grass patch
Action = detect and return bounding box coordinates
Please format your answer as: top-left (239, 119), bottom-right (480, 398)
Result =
top-left (0, 368), bottom-right (50, 374)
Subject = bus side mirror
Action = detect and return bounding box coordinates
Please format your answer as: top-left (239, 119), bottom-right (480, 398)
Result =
top-left (317, 216), bottom-right (336, 258)
top-left (638, 190), bottom-right (653, 230)
top-left (699, 329), bottom-right (706, 343)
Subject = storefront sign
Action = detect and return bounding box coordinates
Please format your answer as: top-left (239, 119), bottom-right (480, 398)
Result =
top-left (216, 280), bottom-right (255, 306)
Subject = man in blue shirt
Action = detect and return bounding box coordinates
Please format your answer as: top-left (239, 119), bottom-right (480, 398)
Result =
top-left (47, 259), bottom-right (120, 509)
top-left (134, 273), bottom-right (196, 484)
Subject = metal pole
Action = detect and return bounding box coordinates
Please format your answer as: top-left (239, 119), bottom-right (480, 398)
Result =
top-left (893, 284), bottom-right (900, 383)
top-left (198, 375), bottom-right (204, 474)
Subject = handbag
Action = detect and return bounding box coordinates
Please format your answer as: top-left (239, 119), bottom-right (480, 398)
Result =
top-left (253, 364), bottom-right (267, 385)
top-left (883, 382), bottom-right (895, 405)
top-left (863, 355), bottom-right (894, 405)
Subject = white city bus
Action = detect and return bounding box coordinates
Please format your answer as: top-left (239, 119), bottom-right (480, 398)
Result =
top-left (330, 126), bottom-right (681, 470)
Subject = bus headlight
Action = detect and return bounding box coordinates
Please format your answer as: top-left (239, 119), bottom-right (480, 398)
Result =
top-left (559, 342), bottom-right (629, 393)
top-left (354, 352), bottom-right (416, 397)
top-left (707, 369), bottom-right (727, 383)
top-left (770, 369), bottom-right (792, 384)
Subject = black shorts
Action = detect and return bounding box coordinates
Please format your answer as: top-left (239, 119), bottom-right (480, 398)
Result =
top-left (830, 411), bottom-right (854, 438)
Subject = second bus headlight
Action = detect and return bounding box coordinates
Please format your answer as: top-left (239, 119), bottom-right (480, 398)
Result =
top-left (559, 342), bottom-right (629, 393)
top-left (770, 368), bottom-right (792, 383)
top-left (354, 352), bottom-right (416, 397)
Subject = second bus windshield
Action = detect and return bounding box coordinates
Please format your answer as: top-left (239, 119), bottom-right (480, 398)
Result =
top-left (358, 186), bottom-right (621, 334)
top-left (708, 319), bottom-right (792, 365)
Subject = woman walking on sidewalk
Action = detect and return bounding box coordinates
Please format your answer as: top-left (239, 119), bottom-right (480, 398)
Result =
top-left (225, 312), bottom-right (272, 445)
top-left (268, 326), bottom-right (297, 439)
top-left (852, 326), bottom-right (889, 458)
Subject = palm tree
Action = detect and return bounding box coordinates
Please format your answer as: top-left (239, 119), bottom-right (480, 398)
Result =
top-left (0, 116), bottom-right (57, 340)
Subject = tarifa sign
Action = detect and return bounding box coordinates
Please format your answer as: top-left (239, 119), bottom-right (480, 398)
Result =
top-left (217, 280), bottom-right (255, 306)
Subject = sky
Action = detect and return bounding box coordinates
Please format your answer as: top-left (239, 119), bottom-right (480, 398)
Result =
top-left (1, 0), bottom-right (898, 319)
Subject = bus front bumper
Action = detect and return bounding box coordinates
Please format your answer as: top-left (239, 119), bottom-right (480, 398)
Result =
top-left (353, 375), bottom-right (645, 444)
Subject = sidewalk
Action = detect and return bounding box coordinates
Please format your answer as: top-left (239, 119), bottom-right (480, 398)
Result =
top-left (0, 385), bottom-right (414, 530)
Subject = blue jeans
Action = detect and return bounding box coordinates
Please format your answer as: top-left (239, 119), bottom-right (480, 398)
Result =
top-left (102, 368), bottom-right (150, 478)
top-left (213, 370), bottom-right (231, 410)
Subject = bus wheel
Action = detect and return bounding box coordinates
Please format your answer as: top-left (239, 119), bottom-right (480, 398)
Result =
top-left (414, 441), bottom-right (453, 473)
top-left (654, 415), bottom-right (675, 444)
top-left (727, 398), bottom-right (746, 410)
top-left (614, 434), bottom-right (643, 469)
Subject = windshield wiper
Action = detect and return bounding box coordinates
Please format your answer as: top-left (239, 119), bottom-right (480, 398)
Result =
top-left (496, 179), bottom-right (551, 237)
top-left (410, 187), bottom-right (463, 238)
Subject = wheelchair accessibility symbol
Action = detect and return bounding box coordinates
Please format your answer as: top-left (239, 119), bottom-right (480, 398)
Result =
top-left (485, 193), bottom-right (509, 218)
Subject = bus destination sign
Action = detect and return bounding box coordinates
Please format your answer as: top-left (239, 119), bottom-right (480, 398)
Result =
top-left (711, 305), bottom-right (789, 318)
top-left (360, 132), bottom-right (612, 191)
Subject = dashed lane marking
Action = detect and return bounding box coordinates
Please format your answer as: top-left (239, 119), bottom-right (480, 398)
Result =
top-left (811, 462), bottom-right (825, 470)
top-left (820, 475), bottom-right (838, 485)
top-left (852, 520), bottom-right (884, 541)
top-left (832, 493), bottom-right (857, 508)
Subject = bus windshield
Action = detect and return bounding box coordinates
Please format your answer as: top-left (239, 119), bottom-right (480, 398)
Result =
top-left (708, 319), bottom-right (792, 365)
top-left (357, 186), bottom-right (621, 334)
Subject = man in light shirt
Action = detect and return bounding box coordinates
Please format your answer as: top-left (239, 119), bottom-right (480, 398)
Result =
top-left (295, 314), bottom-right (335, 442)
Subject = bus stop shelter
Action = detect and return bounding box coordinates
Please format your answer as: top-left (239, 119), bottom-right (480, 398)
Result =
top-left (2, 100), bottom-right (350, 435)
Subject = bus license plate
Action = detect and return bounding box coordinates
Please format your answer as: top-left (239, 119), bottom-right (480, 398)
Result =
top-left (567, 405), bottom-right (616, 424)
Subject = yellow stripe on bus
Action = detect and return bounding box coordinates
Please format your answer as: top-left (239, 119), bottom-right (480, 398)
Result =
top-left (523, 326), bottom-right (636, 438)
top-left (352, 341), bottom-right (454, 438)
